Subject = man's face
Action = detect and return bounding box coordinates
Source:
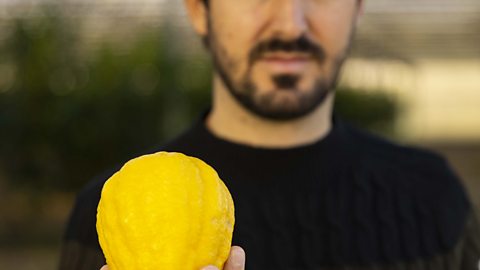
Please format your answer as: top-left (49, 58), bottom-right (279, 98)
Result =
top-left (204, 0), bottom-right (361, 120)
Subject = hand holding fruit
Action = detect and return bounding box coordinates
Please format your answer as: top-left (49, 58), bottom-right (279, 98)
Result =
top-left (201, 246), bottom-right (246, 270)
top-left (99, 246), bottom-right (246, 270)
top-left (96, 152), bottom-right (236, 270)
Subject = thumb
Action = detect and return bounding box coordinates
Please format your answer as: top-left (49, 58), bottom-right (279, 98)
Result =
top-left (224, 246), bottom-right (245, 270)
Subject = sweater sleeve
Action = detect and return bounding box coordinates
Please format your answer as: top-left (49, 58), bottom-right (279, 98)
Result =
top-left (58, 178), bottom-right (107, 270)
top-left (461, 209), bottom-right (480, 270)
top-left (58, 240), bottom-right (105, 270)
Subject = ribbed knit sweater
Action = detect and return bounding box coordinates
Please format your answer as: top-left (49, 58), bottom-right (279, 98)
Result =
top-left (59, 113), bottom-right (480, 270)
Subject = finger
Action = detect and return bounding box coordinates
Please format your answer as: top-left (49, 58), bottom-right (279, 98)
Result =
top-left (224, 246), bottom-right (245, 270)
top-left (100, 265), bottom-right (109, 270)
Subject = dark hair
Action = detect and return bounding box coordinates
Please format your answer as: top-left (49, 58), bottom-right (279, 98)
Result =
top-left (203, 0), bottom-right (209, 8)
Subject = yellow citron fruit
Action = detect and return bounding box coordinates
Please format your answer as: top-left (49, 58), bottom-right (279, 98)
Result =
top-left (96, 151), bottom-right (235, 270)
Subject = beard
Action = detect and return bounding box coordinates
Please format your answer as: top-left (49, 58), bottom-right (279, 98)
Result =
top-left (206, 22), bottom-right (353, 121)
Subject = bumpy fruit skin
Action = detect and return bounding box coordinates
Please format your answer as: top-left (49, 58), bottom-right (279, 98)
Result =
top-left (96, 152), bottom-right (235, 270)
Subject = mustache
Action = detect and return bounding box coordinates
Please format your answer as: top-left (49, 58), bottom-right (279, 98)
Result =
top-left (249, 36), bottom-right (326, 65)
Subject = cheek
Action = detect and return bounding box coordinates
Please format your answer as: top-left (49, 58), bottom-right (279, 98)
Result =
top-left (307, 8), bottom-right (356, 56)
top-left (210, 17), bottom-right (255, 76)
top-left (210, 3), bottom-right (267, 62)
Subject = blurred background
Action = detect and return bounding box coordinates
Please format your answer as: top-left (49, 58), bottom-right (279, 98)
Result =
top-left (0, 0), bottom-right (479, 269)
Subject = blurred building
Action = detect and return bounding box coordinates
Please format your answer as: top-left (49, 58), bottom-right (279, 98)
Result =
top-left (342, 0), bottom-right (480, 143)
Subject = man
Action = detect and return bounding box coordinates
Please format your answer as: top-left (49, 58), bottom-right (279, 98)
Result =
top-left (60, 0), bottom-right (480, 269)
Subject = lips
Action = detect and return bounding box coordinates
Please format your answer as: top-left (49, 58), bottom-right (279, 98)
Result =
top-left (259, 55), bottom-right (311, 73)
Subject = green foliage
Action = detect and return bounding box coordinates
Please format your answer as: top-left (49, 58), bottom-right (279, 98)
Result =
top-left (0, 8), bottom-right (398, 191)
top-left (0, 8), bottom-right (211, 191)
top-left (335, 88), bottom-right (399, 135)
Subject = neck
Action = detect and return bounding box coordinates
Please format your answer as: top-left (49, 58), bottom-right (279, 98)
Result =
top-left (206, 75), bottom-right (334, 149)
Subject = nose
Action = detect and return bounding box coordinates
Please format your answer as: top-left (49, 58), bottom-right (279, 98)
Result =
top-left (270, 0), bottom-right (308, 40)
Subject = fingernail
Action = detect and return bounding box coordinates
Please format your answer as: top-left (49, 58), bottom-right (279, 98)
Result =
top-left (202, 266), bottom-right (218, 270)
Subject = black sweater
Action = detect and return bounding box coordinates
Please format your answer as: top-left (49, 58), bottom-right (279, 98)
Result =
top-left (59, 114), bottom-right (480, 270)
